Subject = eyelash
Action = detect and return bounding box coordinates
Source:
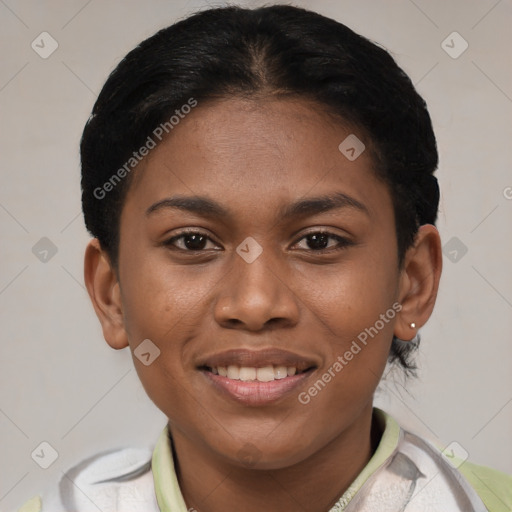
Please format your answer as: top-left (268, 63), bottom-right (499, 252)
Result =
top-left (162, 229), bottom-right (354, 254)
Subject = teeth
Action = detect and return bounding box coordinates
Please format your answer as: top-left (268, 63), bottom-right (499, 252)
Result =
top-left (210, 365), bottom-right (303, 381)
top-left (239, 367), bottom-right (256, 381)
top-left (227, 365), bottom-right (240, 379)
top-left (256, 366), bottom-right (275, 382)
top-left (274, 366), bottom-right (287, 379)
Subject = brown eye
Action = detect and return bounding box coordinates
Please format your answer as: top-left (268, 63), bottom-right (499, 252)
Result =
top-left (294, 231), bottom-right (354, 252)
top-left (164, 231), bottom-right (219, 251)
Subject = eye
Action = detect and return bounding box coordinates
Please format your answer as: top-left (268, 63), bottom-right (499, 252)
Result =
top-left (293, 231), bottom-right (354, 252)
top-left (163, 230), bottom-right (220, 252)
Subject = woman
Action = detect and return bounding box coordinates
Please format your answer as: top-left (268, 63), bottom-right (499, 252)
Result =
top-left (17, 4), bottom-right (511, 511)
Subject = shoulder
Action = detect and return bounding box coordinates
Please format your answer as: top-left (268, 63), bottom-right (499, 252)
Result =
top-left (16, 447), bottom-right (157, 512)
top-left (399, 429), bottom-right (512, 512)
top-left (458, 459), bottom-right (512, 512)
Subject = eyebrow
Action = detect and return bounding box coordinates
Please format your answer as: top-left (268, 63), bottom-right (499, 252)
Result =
top-left (145, 192), bottom-right (370, 220)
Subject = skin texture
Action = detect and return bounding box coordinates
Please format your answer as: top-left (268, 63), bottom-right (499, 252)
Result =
top-left (84, 97), bottom-right (442, 512)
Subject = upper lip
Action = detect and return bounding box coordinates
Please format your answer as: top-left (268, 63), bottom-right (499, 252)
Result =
top-left (198, 348), bottom-right (318, 372)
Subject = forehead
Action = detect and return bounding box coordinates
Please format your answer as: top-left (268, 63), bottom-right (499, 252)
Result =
top-left (123, 96), bottom-right (392, 223)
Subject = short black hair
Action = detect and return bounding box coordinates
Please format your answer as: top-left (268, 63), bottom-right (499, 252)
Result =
top-left (80, 4), bottom-right (439, 374)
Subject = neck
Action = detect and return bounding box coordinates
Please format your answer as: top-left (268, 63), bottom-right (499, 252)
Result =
top-left (169, 404), bottom-right (381, 512)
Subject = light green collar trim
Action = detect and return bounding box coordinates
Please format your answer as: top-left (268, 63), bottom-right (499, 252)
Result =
top-left (152, 408), bottom-right (401, 512)
top-left (152, 424), bottom-right (189, 512)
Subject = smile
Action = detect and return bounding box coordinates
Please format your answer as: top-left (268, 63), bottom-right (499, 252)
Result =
top-left (197, 348), bottom-right (318, 406)
top-left (201, 368), bottom-right (315, 405)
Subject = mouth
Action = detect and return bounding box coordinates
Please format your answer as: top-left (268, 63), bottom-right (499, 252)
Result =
top-left (197, 349), bottom-right (318, 406)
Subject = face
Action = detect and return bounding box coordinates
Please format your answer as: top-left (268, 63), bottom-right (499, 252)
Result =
top-left (109, 97), bottom-right (407, 468)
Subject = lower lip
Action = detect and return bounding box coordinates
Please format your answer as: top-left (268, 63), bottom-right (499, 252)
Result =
top-left (202, 370), bottom-right (314, 406)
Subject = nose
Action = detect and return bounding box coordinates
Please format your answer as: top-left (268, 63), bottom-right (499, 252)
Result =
top-left (213, 247), bottom-right (300, 332)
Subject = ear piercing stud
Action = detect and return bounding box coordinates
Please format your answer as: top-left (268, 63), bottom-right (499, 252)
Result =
top-left (410, 322), bottom-right (416, 329)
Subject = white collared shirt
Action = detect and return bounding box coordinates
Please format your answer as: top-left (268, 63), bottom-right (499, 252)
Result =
top-left (16, 408), bottom-right (512, 512)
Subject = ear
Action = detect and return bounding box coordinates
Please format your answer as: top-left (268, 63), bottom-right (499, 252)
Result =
top-left (83, 238), bottom-right (129, 349)
top-left (394, 224), bottom-right (442, 341)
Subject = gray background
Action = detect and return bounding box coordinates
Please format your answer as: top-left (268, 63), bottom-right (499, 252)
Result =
top-left (1, 0), bottom-right (511, 510)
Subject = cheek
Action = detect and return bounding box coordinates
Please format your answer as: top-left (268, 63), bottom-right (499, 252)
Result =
top-left (120, 276), bottom-right (200, 425)
top-left (298, 254), bottom-right (398, 338)
top-left (118, 252), bottom-right (215, 408)
top-left (292, 251), bottom-right (398, 399)
top-left (119, 249), bottom-right (206, 342)
top-left (294, 264), bottom-right (396, 422)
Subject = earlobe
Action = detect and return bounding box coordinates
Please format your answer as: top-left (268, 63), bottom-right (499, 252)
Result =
top-left (394, 224), bottom-right (442, 341)
top-left (83, 238), bottom-right (129, 350)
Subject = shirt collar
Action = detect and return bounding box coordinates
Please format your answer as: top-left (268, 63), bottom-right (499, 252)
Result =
top-left (151, 407), bottom-right (401, 512)
top-left (151, 425), bottom-right (189, 512)
top-left (331, 407), bottom-right (401, 509)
